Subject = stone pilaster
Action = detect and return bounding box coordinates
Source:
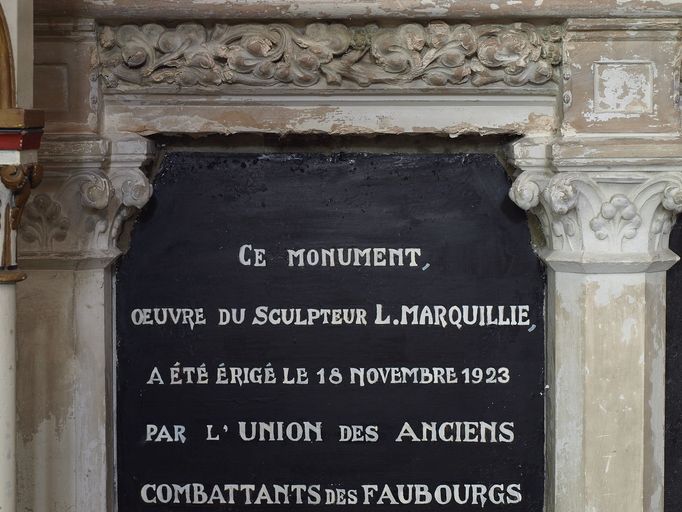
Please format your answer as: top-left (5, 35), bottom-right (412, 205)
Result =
top-left (14, 133), bottom-right (152, 512)
top-left (509, 148), bottom-right (682, 512)
top-left (508, 17), bottom-right (682, 512)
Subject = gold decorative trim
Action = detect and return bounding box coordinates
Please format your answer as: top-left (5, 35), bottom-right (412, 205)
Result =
top-left (0, 269), bottom-right (26, 283)
top-left (0, 108), bottom-right (45, 129)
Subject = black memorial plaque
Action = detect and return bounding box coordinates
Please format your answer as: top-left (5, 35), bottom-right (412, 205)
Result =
top-left (116, 152), bottom-right (545, 511)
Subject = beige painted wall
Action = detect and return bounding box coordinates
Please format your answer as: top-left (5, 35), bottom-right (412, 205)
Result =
top-left (0, 0), bottom-right (32, 107)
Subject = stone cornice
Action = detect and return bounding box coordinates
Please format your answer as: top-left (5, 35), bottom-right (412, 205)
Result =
top-left (35, 0), bottom-right (682, 21)
top-left (97, 21), bottom-right (563, 91)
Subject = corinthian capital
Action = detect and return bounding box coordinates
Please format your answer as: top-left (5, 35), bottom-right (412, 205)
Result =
top-left (20, 135), bottom-right (153, 269)
top-left (509, 168), bottom-right (682, 272)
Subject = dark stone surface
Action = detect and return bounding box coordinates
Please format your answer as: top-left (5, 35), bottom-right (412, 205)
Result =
top-left (667, 221), bottom-right (682, 511)
top-left (116, 152), bottom-right (545, 511)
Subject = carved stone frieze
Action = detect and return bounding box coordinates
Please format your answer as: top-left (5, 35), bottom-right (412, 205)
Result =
top-left (509, 169), bottom-right (682, 270)
top-left (97, 22), bottom-right (563, 90)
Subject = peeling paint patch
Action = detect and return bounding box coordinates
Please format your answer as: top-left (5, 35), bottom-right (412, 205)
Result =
top-left (83, 0), bottom-right (116, 6)
top-left (621, 317), bottom-right (637, 343)
top-left (594, 61), bottom-right (654, 114)
top-left (631, 0), bottom-right (682, 4)
top-left (590, 279), bottom-right (626, 307)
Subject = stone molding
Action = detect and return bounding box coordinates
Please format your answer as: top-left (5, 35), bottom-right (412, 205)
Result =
top-left (34, 0), bottom-right (682, 22)
top-left (96, 21), bottom-right (563, 90)
top-left (18, 136), bottom-right (153, 268)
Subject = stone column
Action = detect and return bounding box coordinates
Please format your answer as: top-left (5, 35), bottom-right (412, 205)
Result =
top-left (508, 18), bottom-right (682, 512)
top-left (15, 134), bottom-right (152, 512)
top-left (509, 157), bottom-right (682, 512)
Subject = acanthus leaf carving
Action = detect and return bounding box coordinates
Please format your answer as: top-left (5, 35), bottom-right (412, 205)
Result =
top-left (543, 175), bottom-right (579, 216)
top-left (21, 194), bottom-right (70, 249)
top-left (97, 21), bottom-right (563, 90)
top-left (109, 166), bottom-right (153, 243)
top-left (589, 195), bottom-right (642, 242)
top-left (636, 178), bottom-right (682, 251)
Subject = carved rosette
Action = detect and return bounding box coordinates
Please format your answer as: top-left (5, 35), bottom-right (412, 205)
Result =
top-left (97, 22), bottom-right (562, 90)
top-left (509, 170), bottom-right (682, 271)
top-left (0, 164), bottom-right (42, 282)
